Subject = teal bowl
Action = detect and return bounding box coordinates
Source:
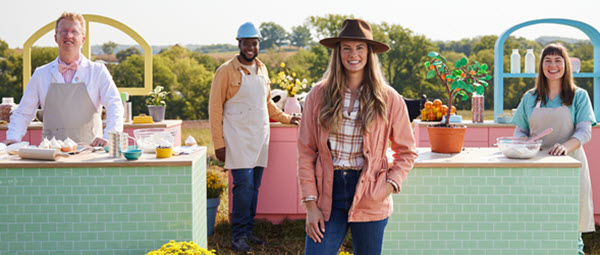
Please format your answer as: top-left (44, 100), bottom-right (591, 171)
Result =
top-left (122, 149), bottom-right (142, 160)
top-left (104, 146), bottom-right (109, 152)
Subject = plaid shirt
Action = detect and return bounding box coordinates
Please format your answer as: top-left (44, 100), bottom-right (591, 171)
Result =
top-left (329, 89), bottom-right (364, 170)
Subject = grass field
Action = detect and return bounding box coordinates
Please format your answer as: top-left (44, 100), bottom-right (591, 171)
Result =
top-left (181, 120), bottom-right (600, 255)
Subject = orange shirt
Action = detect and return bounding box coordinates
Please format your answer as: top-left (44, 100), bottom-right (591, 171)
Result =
top-left (208, 56), bottom-right (291, 149)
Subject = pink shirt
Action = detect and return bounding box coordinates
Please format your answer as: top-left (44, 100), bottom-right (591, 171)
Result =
top-left (57, 55), bottom-right (82, 83)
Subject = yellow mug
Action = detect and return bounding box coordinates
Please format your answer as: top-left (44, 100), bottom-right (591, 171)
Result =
top-left (156, 147), bottom-right (172, 158)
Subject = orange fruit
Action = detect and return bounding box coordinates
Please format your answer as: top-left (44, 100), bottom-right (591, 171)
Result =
top-left (429, 65), bottom-right (435, 70)
top-left (470, 70), bottom-right (476, 75)
top-left (441, 105), bottom-right (448, 115)
top-left (436, 111), bottom-right (443, 120)
top-left (427, 112), bottom-right (436, 121)
top-left (433, 99), bottom-right (442, 108)
top-left (461, 73), bottom-right (465, 78)
top-left (451, 106), bottom-right (457, 114)
top-left (421, 109), bottom-right (428, 121)
top-left (424, 101), bottom-right (433, 109)
top-left (441, 74), bottom-right (446, 80)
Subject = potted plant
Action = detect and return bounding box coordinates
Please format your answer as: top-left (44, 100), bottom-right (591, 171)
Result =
top-left (206, 170), bottom-right (225, 236)
top-left (424, 51), bottom-right (492, 153)
top-left (272, 62), bottom-right (308, 114)
top-left (146, 240), bottom-right (215, 255)
top-left (146, 86), bottom-right (169, 122)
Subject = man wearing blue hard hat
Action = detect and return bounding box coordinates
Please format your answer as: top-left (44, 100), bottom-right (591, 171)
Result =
top-left (209, 21), bottom-right (300, 252)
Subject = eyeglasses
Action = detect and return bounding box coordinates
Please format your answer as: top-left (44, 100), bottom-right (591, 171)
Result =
top-left (57, 28), bottom-right (82, 37)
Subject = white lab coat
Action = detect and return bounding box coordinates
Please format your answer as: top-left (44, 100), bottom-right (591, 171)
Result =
top-left (7, 55), bottom-right (123, 141)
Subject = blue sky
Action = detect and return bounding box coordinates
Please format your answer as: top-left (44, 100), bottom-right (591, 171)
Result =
top-left (1, 0), bottom-right (598, 48)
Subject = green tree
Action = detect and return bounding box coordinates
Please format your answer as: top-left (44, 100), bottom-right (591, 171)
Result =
top-left (289, 25), bottom-right (312, 47)
top-left (116, 47), bottom-right (142, 62)
top-left (260, 22), bottom-right (288, 49)
top-left (306, 14), bottom-right (354, 39)
top-left (101, 41), bottom-right (118, 55)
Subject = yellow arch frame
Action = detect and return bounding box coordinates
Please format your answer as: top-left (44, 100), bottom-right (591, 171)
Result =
top-left (22, 14), bottom-right (152, 95)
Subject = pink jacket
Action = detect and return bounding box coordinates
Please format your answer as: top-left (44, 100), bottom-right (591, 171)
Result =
top-left (297, 83), bottom-right (417, 222)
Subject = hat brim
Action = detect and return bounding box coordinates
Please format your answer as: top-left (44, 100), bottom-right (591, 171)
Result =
top-left (319, 37), bottom-right (390, 53)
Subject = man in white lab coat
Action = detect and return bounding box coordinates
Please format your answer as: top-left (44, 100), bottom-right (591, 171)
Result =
top-left (4, 12), bottom-right (123, 146)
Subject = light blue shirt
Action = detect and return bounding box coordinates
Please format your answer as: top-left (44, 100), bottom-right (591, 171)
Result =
top-left (512, 87), bottom-right (597, 130)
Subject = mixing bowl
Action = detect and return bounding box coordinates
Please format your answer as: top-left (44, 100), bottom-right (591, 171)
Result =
top-left (133, 128), bottom-right (177, 153)
top-left (122, 149), bottom-right (142, 160)
top-left (496, 137), bottom-right (542, 159)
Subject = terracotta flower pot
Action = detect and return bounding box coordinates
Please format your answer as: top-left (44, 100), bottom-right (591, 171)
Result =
top-left (427, 125), bottom-right (467, 153)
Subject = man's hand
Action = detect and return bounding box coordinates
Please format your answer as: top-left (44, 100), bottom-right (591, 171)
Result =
top-left (290, 116), bottom-right (301, 125)
top-left (215, 147), bottom-right (226, 162)
top-left (2, 139), bottom-right (17, 145)
top-left (90, 137), bottom-right (108, 147)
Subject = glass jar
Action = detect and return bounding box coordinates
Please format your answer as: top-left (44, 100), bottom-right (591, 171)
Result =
top-left (510, 49), bottom-right (521, 74)
top-left (0, 97), bottom-right (17, 122)
top-left (524, 49), bottom-right (535, 73)
top-left (472, 94), bottom-right (484, 123)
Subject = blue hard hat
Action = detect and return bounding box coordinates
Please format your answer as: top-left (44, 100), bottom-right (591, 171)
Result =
top-left (236, 22), bottom-right (262, 40)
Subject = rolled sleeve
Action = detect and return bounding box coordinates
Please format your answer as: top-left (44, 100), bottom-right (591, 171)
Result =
top-left (7, 70), bottom-right (43, 141)
top-left (208, 67), bottom-right (229, 150)
top-left (387, 92), bottom-right (418, 191)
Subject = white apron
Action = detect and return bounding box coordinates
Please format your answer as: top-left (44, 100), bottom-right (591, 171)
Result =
top-left (529, 101), bottom-right (594, 232)
top-left (222, 67), bottom-right (270, 169)
top-left (42, 76), bottom-right (102, 145)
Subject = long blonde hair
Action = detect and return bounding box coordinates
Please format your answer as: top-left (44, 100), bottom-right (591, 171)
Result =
top-left (317, 43), bottom-right (388, 133)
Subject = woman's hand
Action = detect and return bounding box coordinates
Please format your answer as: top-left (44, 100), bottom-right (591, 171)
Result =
top-left (304, 201), bottom-right (325, 243)
top-left (549, 143), bottom-right (568, 156)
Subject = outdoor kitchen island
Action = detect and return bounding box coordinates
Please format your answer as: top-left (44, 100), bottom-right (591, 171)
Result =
top-left (0, 146), bottom-right (207, 254)
top-left (383, 147), bottom-right (582, 254)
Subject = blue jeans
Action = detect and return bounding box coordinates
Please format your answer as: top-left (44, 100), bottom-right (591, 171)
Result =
top-left (305, 170), bottom-right (388, 255)
top-left (230, 167), bottom-right (264, 240)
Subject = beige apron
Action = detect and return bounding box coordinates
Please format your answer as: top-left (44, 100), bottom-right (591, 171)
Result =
top-left (530, 101), bottom-right (594, 232)
top-left (222, 66), bottom-right (269, 169)
top-left (42, 76), bottom-right (102, 145)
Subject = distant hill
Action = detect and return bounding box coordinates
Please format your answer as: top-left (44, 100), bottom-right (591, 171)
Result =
top-left (91, 43), bottom-right (237, 55)
top-left (535, 36), bottom-right (589, 45)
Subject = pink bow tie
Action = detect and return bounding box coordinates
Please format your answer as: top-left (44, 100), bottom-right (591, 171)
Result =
top-left (58, 62), bottom-right (78, 74)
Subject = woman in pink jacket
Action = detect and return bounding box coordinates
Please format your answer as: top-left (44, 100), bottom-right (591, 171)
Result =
top-left (297, 19), bottom-right (418, 254)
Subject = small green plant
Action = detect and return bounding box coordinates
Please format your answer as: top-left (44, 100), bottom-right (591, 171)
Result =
top-left (146, 86), bottom-right (170, 106)
top-left (207, 170), bottom-right (225, 199)
top-left (271, 62), bottom-right (308, 97)
top-left (424, 51), bottom-right (492, 126)
top-left (145, 240), bottom-right (215, 255)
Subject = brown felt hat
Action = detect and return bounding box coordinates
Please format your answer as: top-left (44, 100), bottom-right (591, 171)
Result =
top-left (319, 19), bottom-right (390, 53)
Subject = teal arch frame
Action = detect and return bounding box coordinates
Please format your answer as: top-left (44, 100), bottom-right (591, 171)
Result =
top-left (494, 18), bottom-right (600, 121)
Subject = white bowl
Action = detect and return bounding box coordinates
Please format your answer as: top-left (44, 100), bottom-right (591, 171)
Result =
top-left (496, 137), bottom-right (542, 159)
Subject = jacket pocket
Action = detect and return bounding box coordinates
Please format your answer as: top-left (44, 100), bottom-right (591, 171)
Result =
top-left (356, 170), bottom-right (389, 211)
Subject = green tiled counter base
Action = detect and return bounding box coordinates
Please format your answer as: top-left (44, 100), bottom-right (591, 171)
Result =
top-left (0, 153), bottom-right (207, 254)
top-left (383, 167), bottom-right (580, 255)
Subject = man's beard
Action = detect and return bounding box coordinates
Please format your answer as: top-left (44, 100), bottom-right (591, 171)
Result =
top-left (240, 50), bottom-right (258, 62)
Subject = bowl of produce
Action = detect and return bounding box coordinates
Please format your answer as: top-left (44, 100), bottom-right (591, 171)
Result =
top-left (122, 149), bottom-right (142, 160)
top-left (496, 137), bottom-right (542, 159)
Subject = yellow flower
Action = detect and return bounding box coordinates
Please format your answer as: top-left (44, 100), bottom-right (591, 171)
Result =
top-left (280, 62), bottom-right (285, 68)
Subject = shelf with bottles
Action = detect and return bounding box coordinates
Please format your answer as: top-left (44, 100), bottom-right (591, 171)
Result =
top-left (502, 73), bottom-right (600, 78)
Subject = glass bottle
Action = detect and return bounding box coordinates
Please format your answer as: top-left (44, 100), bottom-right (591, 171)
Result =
top-left (510, 49), bottom-right (521, 74)
top-left (471, 93), bottom-right (484, 123)
top-left (0, 97), bottom-right (17, 122)
top-left (524, 49), bottom-right (535, 73)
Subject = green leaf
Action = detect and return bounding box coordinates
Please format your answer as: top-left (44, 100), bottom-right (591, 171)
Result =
top-left (476, 85), bottom-right (485, 95)
top-left (460, 57), bottom-right (468, 66)
top-left (455, 59), bottom-right (462, 68)
top-left (451, 80), bottom-right (460, 90)
top-left (426, 70), bottom-right (436, 79)
top-left (462, 94), bottom-right (469, 101)
top-left (481, 64), bottom-right (488, 71)
top-left (440, 56), bottom-right (447, 64)
top-left (424, 61), bottom-right (430, 67)
top-left (428, 52), bottom-right (438, 58)
top-left (458, 80), bottom-right (467, 89)
top-left (453, 70), bottom-right (462, 76)
top-left (479, 80), bottom-right (488, 86)
top-left (433, 61), bottom-right (442, 66)
top-left (485, 75), bottom-right (492, 81)
top-left (465, 84), bottom-right (474, 93)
